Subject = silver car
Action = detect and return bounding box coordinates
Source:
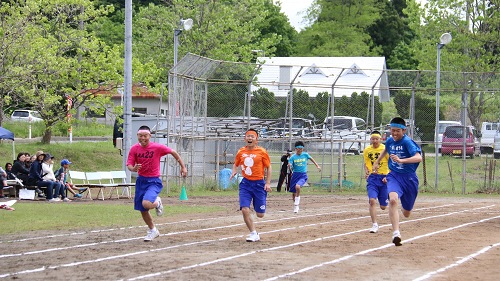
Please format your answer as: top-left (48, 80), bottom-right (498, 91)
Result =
top-left (10, 110), bottom-right (43, 122)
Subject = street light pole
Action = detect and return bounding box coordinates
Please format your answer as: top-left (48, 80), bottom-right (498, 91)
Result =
top-left (173, 18), bottom-right (193, 117)
top-left (435, 33), bottom-right (452, 189)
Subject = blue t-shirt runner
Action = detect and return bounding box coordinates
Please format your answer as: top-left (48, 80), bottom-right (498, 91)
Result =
top-left (288, 141), bottom-right (321, 214)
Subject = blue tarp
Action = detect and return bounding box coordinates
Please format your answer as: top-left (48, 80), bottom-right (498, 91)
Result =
top-left (0, 127), bottom-right (14, 140)
top-left (219, 168), bottom-right (238, 189)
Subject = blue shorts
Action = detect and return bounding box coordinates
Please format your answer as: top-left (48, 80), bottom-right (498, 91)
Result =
top-left (386, 171), bottom-right (419, 211)
top-left (134, 176), bottom-right (163, 212)
top-left (239, 178), bottom-right (267, 213)
top-left (290, 172), bottom-right (308, 193)
top-left (366, 174), bottom-right (388, 206)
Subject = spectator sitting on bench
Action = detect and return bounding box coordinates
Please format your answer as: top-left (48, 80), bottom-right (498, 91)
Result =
top-left (0, 166), bottom-right (12, 199)
top-left (42, 153), bottom-right (69, 202)
top-left (12, 152), bottom-right (44, 198)
top-left (28, 151), bottom-right (61, 202)
top-left (5, 163), bottom-right (14, 180)
top-left (54, 159), bottom-right (84, 199)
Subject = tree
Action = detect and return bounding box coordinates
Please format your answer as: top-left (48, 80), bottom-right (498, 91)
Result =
top-left (289, 88), bottom-right (312, 119)
top-left (366, 0), bottom-right (415, 69)
top-left (251, 88), bottom-right (279, 119)
top-left (255, 1), bottom-right (298, 57)
top-left (2, 0), bottom-right (161, 143)
top-left (334, 92), bottom-right (382, 126)
top-left (133, 0), bottom-right (281, 81)
top-left (295, 0), bottom-right (383, 57)
top-left (393, 91), bottom-right (442, 142)
top-left (311, 91), bottom-right (329, 122)
top-left (406, 0), bottom-right (500, 128)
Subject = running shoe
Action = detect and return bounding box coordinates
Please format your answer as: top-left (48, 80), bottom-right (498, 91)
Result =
top-left (369, 225), bottom-right (379, 233)
top-left (79, 188), bottom-right (87, 194)
top-left (74, 194), bottom-right (82, 198)
top-left (144, 228), bottom-right (160, 242)
top-left (392, 232), bottom-right (402, 246)
top-left (246, 232), bottom-right (260, 242)
top-left (294, 205), bottom-right (299, 213)
top-left (155, 197), bottom-right (163, 217)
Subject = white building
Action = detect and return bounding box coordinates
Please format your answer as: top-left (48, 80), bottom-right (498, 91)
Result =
top-left (251, 57), bottom-right (390, 102)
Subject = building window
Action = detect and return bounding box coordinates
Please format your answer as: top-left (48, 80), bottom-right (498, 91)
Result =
top-left (133, 108), bottom-right (147, 114)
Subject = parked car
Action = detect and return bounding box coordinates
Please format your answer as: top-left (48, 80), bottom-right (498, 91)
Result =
top-left (10, 110), bottom-right (43, 122)
top-left (435, 120), bottom-right (461, 152)
top-left (273, 118), bottom-right (317, 138)
top-left (382, 122), bottom-right (421, 143)
top-left (322, 116), bottom-right (368, 155)
top-left (441, 125), bottom-right (480, 158)
top-left (479, 122), bottom-right (499, 154)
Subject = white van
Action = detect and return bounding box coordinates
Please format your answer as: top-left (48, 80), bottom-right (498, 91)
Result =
top-left (480, 122), bottom-right (499, 154)
top-left (435, 120), bottom-right (461, 152)
top-left (322, 116), bottom-right (368, 154)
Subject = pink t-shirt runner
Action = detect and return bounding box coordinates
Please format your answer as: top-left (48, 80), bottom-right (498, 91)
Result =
top-left (126, 142), bottom-right (172, 177)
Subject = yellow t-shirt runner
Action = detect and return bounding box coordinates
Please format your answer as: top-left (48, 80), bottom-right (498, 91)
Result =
top-left (363, 144), bottom-right (389, 175)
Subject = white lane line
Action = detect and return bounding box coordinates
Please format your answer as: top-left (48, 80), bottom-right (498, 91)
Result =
top-left (0, 203), bottom-right (455, 259)
top-left (123, 206), bottom-right (495, 281)
top-left (0, 210), bottom-right (352, 259)
top-left (263, 214), bottom-right (500, 281)
top-left (0, 202), bottom-right (366, 244)
top-left (0, 204), bottom-right (467, 279)
top-left (413, 242), bottom-right (500, 281)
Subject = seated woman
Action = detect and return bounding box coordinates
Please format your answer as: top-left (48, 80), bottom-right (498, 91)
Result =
top-left (42, 153), bottom-right (69, 202)
top-left (12, 152), bottom-right (44, 198)
top-left (28, 151), bottom-right (60, 202)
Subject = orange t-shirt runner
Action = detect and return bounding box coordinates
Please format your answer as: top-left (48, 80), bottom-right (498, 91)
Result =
top-left (234, 146), bottom-right (271, 181)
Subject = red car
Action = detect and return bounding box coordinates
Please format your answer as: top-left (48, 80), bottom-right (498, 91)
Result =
top-left (441, 125), bottom-right (480, 158)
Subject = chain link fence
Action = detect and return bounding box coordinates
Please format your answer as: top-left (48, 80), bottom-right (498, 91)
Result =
top-left (156, 53), bottom-right (500, 194)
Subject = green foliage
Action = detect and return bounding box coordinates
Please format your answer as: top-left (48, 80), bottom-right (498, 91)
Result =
top-left (133, 0), bottom-right (281, 80)
top-left (295, 0), bottom-right (383, 56)
top-left (290, 88), bottom-right (312, 119)
top-left (335, 92), bottom-right (382, 125)
top-left (255, 0), bottom-right (298, 57)
top-left (393, 91), bottom-right (441, 141)
top-left (405, 0), bottom-right (500, 129)
top-left (311, 91), bottom-right (329, 122)
top-left (251, 88), bottom-right (280, 119)
top-left (207, 83), bottom-right (247, 117)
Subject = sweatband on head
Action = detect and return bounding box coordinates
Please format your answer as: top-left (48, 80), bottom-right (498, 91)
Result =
top-left (137, 129), bottom-right (151, 135)
top-left (371, 133), bottom-right (381, 138)
top-left (295, 145), bottom-right (304, 148)
top-left (390, 123), bottom-right (406, 129)
top-left (245, 131), bottom-right (258, 138)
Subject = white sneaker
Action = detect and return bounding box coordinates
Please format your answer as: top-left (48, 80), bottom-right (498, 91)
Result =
top-left (369, 225), bottom-right (379, 233)
top-left (392, 231), bottom-right (402, 246)
top-left (155, 197), bottom-right (163, 217)
top-left (144, 228), bottom-right (160, 242)
top-left (246, 232), bottom-right (260, 242)
top-left (63, 198), bottom-right (70, 202)
top-left (294, 205), bottom-right (299, 213)
top-left (48, 198), bottom-right (61, 202)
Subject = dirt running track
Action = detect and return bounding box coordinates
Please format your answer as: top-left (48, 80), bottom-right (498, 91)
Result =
top-left (0, 195), bottom-right (499, 280)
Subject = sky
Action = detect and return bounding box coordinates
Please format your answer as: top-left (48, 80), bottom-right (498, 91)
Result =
top-left (275, 0), bottom-right (314, 31)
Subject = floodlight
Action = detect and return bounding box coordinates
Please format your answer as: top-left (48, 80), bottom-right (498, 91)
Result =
top-left (440, 33), bottom-right (452, 45)
top-left (181, 18), bottom-right (193, 31)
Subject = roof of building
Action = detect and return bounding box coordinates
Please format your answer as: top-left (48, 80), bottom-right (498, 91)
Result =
top-left (251, 57), bottom-right (390, 102)
top-left (83, 83), bottom-right (160, 99)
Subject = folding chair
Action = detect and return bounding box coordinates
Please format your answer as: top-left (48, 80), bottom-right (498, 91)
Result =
top-left (110, 171), bottom-right (134, 199)
top-left (99, 171), bottom-right (120, 199)
top-left (85, 172), bottom-right (106, 200)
